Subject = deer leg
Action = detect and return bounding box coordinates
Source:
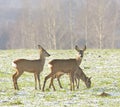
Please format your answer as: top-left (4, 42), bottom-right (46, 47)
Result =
top-left (12, 72), bottom-right (17, 89)
top-left (13, 71), bottom-right (23, 90)
top-left (42, 72), bottom-right (55, 92)
top-left (50, 77), bottom-right (56, 91)
top-left (77, 79), bottom-right (80, 89)
top-left (34, 73), bottom-right (37, 90)
top-left (49, 77), bottom-right (53, 89)
top-left (49, 79), bottom-right (52, 89)
top-left (57, 77), bottom-right (63, 88)
top-left (12, 72), bottom-right (17, 81)
top-left (75, 77), bottom-right (79, 89)
top-left (72, 76), bottom-right (75, 91)
top-left (37, 74), bottom-right (41, 90)
top-left (72, 72), bottom-right (75, 91)
top-left (75, 78), bottom-right (78, 89)
top-left (70, 72), bottom-right (75, 91)
top-left (69, 74), bottom-right (72, 91)
top-left (49, 76), bottom-right (57, 90)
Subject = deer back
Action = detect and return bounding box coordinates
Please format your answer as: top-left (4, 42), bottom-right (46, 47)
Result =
top-left (49, 59), bottom-right (79, 73)
top-left (13, 45), bottom-right (50, 73)
top-left (14, 59), bottom-right (44, 72)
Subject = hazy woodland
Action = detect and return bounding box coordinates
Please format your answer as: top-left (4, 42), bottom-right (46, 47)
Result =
top-left (0, 1), bottom-right (120, 107)
top-left (0, 0), bottom-right (120, 49)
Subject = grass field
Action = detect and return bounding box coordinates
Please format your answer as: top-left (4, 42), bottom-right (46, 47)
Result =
top-left (0, 49), bottom-right (120, 107)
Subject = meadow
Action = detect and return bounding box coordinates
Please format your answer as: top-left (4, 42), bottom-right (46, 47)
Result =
top-left (0, 48), bottom-right (120, 107)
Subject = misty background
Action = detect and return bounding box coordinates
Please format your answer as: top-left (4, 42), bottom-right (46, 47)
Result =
top-left (0, 0), bottom-right (120, 49)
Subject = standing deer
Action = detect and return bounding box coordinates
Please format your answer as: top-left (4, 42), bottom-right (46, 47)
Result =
top-left (42, 45), bottom-right (86, 91)
top-left (48, 45), bottom-right (86, 90)
top-left (12, 45), bottom-right (50, 90)
top-left (74, 67), bottom-right (91, 89)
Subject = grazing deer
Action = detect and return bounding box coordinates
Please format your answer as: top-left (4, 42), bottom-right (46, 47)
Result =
top-left (49, 67), bottom-right (91, 90)
top-left (48, 45), bottom-right (86, 90)
top-left (74, 67), bottom-right (91, 89)
top-left (42, 45), bottom-right (86, 91)
top-left (12, 45), bottom-right (50, 90)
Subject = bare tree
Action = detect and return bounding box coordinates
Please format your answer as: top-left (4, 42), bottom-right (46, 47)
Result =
top-left (17, 0), bottom-right (37, 48)
top-left (91, 0), bottom-right (112, 49)
top-left (85, 0), bottom-right (88, 47)
top-left (1, 0), bottom-right (120, 49)
top-left (69, 0), bottom-right (74, 49)
top-left (43, 1), bottom-right (58, 49)
top-left (111, 1), bottom-right (119, 48)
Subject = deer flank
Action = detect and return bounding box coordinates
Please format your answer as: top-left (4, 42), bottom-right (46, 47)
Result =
top-left (12, 45), bottom-right (50, 90)
top-left (48, 45), bottom-right (86, 90)
top-left (42, 45), bottom-right (86, 91)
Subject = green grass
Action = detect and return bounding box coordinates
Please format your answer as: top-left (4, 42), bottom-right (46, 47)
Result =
top-left (0, 49), bottom-right (120, 107)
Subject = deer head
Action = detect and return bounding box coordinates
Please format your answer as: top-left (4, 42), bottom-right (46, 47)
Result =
top-left (38, 45), bottom-right (50, 57)
top-left (85, 77), bottom-right (92, 88)
top-left (75, 45), bottom-right (86, 57)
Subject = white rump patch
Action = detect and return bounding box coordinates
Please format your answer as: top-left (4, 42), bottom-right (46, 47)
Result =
top-left (12, 62), bottom-right (16, 67)
top-left (48, 64), bottom-right (52, 68)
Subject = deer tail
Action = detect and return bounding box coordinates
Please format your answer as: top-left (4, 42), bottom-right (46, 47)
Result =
top-left (48, 63), bottom-right (52, 68)
top-left (12, 61), bottom-right (17, 68)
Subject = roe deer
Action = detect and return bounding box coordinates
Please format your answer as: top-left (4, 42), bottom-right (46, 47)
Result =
top-left (42, 45), bottom-right (86, 91)
top-left (49, 45), bottom-right (86, 90)
top-left (74, 67), bottom-right (91, 89)
top-left (12, 45), bottom-right (50, 90)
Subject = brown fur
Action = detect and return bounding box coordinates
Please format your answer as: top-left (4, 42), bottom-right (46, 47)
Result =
top-left (42, 45), bottom-right (86, 91)
top-left (74, 67), bottom-right (91, 89)
top-left (98, 92), bottom-right (110, 97)
top-left (12, 45), bottom-right (50, 90)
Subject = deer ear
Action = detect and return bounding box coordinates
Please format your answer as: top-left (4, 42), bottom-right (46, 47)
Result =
top-left (89, 77), bottom-right (92, 79)
top-left (75, 45), bottom-right (80, 51)
top-left (83, 45), bottom-right (86, 51)
top-left (38, 45), bottom-right (43, 50)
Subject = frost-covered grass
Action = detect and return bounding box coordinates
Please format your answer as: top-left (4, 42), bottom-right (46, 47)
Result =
top-left (0, 49), bottom-right (120, 107)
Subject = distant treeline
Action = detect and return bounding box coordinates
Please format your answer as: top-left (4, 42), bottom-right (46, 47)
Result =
top-left (0, 0), bottom-right (120, 49)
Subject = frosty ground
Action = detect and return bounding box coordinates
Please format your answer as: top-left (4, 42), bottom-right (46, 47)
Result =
top-left (0, 49), bottom-right (120, 107)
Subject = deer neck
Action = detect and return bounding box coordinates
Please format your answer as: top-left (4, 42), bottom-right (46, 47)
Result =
top-left (80, 72), bottom-right (87, 83)
top-left (76, 56), bottom-right (82, 66)
top-left (40, 54), bottom-right (45, 65)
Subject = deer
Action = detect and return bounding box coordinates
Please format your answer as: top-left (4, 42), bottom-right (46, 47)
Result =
top-left (48, 45), bottom-right (86, 90)
top-left (74, 67), bottom-right (91, 89)
top-left (49, 67), bottom-right (91, 90)
top-left (42, 45), bottom-right (86, 91)
top-left (12, 45), bottom-right (50, 90)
